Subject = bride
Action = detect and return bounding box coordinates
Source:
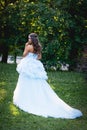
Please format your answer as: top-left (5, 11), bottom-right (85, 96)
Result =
top-left (13, 33), bottom-right (82, 119)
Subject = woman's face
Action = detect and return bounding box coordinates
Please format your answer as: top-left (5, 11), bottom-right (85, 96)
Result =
top-left (28, 36), bottom-right (32, 44)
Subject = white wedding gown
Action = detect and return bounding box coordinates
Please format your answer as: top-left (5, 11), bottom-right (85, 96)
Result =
top-left (13, 53), bottom-right (82, 119)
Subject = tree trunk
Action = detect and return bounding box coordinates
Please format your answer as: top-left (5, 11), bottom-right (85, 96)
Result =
top-left (1, 22), bottom-right (9, 63)
top-left (1, 45), bottom-right (9, 63)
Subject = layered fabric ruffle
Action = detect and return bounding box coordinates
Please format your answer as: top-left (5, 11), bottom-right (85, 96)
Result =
top-left (16, 53), bottom-right (48, 80)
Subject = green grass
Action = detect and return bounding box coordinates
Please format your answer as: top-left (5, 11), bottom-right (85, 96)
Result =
top-left (0, 63), bottom-right (87, 130)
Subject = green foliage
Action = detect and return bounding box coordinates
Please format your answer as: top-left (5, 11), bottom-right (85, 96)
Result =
top-left (0, 63), bottom-right (87, 130)
top-left (0, 0), bottom-right (87, 69)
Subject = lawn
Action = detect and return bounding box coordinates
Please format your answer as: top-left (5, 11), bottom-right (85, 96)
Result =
top-left (0, 63), bottom-right (87, 130)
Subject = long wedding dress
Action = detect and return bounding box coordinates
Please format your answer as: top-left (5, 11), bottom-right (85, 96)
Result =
top-left (13, 53), bottom-right (82, 119)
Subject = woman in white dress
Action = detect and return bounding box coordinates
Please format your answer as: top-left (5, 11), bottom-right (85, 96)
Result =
top-left (13, 33), bottom-right (83, 119)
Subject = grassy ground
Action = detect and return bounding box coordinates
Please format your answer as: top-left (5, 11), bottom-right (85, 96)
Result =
top-left (0, 63), bottom-right (87, 130)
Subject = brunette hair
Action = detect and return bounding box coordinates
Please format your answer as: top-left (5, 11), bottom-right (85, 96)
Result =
top-left (28, 33), bottom-right (42, 54)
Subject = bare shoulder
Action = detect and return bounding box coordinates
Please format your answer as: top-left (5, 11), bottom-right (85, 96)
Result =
top-left (27, 44), bottom-right (34, 52)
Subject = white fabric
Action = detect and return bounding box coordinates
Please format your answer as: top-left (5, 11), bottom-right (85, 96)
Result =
top-left (13, 53), bottom-right (82, 119)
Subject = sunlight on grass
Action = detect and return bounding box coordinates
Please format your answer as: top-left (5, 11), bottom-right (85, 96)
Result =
top-left (0, 88), bottom-right (7, 102)
top-left (0, 81), bottom-right (6, 86)
top-left (50, 84), bottom-right (56, 90)
top-left (48, 79), bottom-right (56, 90)
top-left (9, 103), bottom-right (20, 116)
top-left (50, 83), bottom-right (55, 90)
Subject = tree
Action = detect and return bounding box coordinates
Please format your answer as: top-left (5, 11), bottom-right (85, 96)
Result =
top-left (0, 0), bottom-right (20, 63)
top-left (57, 0), bottom-right (87, 69)
top-left (0, 0), bottom-right (87, 71)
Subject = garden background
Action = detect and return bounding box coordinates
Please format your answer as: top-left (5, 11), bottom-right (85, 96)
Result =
top-left (0, 0), bottom-right (87, 71)
top-left (0, 0), bottom-right (87, 130)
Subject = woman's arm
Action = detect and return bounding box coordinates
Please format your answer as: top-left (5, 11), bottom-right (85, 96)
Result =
top-left (23, 43), bottom-right (33, 57)
top-left (23, 43), bottom-right (29, 57)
